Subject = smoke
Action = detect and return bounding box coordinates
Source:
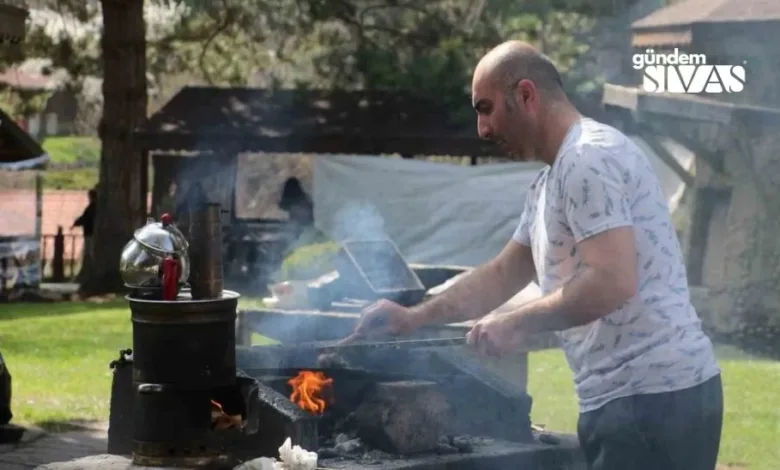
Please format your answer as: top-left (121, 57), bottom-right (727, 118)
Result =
top-left (328, 201), bottom-right (388, 243)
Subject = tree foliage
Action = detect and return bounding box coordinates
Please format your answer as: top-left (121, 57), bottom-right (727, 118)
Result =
top-left (10, 0), bottom-right (636, 97)
top-left (162, 0), bottom-right (626, 94)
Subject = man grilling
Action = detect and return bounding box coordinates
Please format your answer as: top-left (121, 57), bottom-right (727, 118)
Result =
top-left (344, 41), bottom-right (723, 470)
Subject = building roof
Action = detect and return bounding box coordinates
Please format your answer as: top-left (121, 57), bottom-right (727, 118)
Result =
top-left (633, 0), bottom-right (780, 30)
top-left (136, 87), bottom-right (498, 157)
top-left (0, 107), bottom-right (47, 170)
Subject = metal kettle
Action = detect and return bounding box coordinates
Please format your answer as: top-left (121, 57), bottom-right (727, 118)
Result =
top-left (119, 213), bottom-right (190, 293)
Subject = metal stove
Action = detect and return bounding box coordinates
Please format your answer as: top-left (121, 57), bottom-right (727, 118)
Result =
top-left (111, 204), bottom-right (254, 468)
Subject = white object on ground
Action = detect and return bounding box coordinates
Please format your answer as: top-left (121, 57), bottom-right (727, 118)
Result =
top-left (234, 456), bottom-right (278, 470)
top-left (277, 437), bottom-right (318, 470)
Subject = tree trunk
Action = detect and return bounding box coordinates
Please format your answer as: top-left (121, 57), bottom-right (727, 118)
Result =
top-left (80, 0), bottom-right (147, 295)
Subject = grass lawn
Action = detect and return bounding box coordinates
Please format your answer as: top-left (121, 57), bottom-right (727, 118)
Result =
top-left (40, 136), bottom-right (101, 190)
top-left (37, 136), bottom-right (153, 191)
top-left (42, 136), bottom-right (101, 166)
top-left (2, 300), bottom-right (778, 469)
top-left (43, 167), bottom-right (99, 191)
top-left (529, 347), bottom-right (780, 470)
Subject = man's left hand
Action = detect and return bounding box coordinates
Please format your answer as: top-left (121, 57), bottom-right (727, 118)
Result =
top-left (466, 312), bottom-right (524, 357)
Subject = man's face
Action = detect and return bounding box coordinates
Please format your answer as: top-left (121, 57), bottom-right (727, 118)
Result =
top-left (472, 75), bottom-right (539, 161)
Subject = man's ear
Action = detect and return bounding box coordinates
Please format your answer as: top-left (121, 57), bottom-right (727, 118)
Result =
top-left (516, 79), bottom-right (538, 110)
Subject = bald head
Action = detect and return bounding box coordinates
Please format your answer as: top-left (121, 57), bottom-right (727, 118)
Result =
top-left (474, 41), bottom-right (564, 98)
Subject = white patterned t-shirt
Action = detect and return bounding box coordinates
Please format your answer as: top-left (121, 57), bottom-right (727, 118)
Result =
top-left (513, 118), bottom-right (720, 413)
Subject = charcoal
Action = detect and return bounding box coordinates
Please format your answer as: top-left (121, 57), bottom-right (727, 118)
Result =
top-left (316, 352), bottom-right (351, 369)
top-left (318, 447), bottom-right (348, 459)
top-left (353, 381), bottom-right (453, 454)
top-left (334, 438), bottom-right (364, 454)
top-left (360, 448), bottom-right (397, 463)
top-left (451, 435), bottom-right (474, 453)
top-left (436, 443), bottom-right (459, 455)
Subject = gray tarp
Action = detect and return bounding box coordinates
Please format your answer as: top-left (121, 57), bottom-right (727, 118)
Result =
top-left (312, 135), bottom-right (693, 268)
top-left (313, 155), bottom-right (541, 267)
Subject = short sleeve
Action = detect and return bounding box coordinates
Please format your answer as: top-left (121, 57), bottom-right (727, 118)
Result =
top-left (513, 204), bottom-right (532, 246)
top-left (512, 176), bottom-right (541, 246)
top-left (562, 148), bottom-right (633, 243)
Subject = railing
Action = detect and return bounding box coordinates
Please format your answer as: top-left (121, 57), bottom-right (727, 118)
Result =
top-left (40, 227), bottom-right (82, 282)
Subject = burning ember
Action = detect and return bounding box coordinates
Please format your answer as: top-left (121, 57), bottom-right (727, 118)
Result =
top-left (211, 399), bottom-right (242, 430)
top-left (288, 370), bottom-right (333, 415)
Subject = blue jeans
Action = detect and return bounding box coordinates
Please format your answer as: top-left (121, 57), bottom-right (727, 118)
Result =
top-left (577, 374), bottom-right (723, 470)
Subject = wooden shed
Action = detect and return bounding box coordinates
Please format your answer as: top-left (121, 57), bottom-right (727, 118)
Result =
top-left (135, 87), bottom-right (501, 290)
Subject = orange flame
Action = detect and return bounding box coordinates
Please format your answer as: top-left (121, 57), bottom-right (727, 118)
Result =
top-left (288, 370), bottom-right (333, 415)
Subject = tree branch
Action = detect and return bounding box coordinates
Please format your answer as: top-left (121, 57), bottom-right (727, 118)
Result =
top-left (198, 0), bottom-right (233, 84)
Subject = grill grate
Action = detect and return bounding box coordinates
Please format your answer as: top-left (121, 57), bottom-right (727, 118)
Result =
top-left (335, 239), bottom-right (426, 306)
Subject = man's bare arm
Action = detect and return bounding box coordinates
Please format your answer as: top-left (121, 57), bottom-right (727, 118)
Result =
top-left (510, 226), bottom-right (638, 334)
top-left (410, 240), bottom-right (536, 327)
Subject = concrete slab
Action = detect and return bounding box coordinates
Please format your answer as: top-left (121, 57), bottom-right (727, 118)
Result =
top-left (0, 423), bottom-right (108, 469)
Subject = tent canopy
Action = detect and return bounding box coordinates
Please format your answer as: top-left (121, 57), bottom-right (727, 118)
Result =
top-left (0, 107), bottom-right (47, 171)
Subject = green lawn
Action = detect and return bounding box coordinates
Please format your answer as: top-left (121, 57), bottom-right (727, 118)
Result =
top-left (1, 300), bottom-right (778, 469)
top-left (39, 136), bottom-right (101, 190)
top-left (43, 167), bottom-right (99, 190)
top-left (528, 347), bottom-right (780, 470)
top-left (36, 135), bottom-right (155, 190)
top-left (42, 136), bottom-right (101, 165)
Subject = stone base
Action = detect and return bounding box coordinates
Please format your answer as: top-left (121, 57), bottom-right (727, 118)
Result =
top-left (35, 455), bottom-right (163, 470)
top-left (33, 454), bottom-right (234, 470)
top-left (34, 434), bottom-right (586, 470)
top-left (34, 454), bottom-right (272, 470)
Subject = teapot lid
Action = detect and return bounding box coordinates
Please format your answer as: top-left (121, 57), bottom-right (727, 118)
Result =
top-left (133, 214), bottom-right (188, 256)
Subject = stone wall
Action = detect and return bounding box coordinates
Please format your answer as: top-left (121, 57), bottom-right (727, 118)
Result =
top-left (648, 109), bottom-right (780, 349)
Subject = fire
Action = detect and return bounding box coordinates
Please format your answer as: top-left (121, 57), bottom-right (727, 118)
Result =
top-left (288, 370), bottom-right (333, 415)
top-left (211, 399), bottom-right (242, 430)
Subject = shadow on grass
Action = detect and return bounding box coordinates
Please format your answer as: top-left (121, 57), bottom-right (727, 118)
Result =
top-left (0, 298), bottom-right (127, 322)
top-left (34, 419), bottom-right (107, 434)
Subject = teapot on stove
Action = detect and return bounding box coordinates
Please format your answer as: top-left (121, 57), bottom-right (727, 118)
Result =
top-left (119, 213), bottom-right (190, 298)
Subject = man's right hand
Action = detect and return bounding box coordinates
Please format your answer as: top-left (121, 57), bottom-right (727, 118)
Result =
top-left (339, 299), bottom-right (424, 344)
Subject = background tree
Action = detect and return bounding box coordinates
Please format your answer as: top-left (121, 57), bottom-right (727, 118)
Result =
top-left (80, 0), bottom-right (147, 293)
